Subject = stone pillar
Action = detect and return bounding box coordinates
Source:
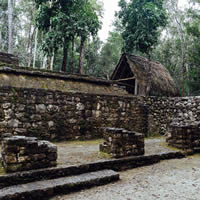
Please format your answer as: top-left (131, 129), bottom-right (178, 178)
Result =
top-left (100, 127), bottom-right (144, 158)
top-left (167, 121), bottom-right (200, 154)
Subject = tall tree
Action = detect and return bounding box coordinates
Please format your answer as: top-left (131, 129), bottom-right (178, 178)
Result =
top-left (35, 0), bottom-right (101, 73)
top-left (76, 1), bottom-right (101, 74)
top-left (8, 0), bottom-right (13, 53)
top-left (117, 0), bottom-right (167, 57)
top-left (0, 0), bottom-right (8, 52)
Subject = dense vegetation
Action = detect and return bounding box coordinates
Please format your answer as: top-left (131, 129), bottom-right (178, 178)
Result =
top-left (0, 0), bottom-right (199, 96)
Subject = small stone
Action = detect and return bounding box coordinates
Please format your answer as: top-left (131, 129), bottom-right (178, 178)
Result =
top-left (76, 103), bottom-right (85, 111)
top-left (48, 121), bottom-right (54, 128)
top-left (7, 119), bottom-right (20, 128)
top-left (2, 103), bottom-right (11, 109)
top-left (36, 104), bottom-right (46, 113)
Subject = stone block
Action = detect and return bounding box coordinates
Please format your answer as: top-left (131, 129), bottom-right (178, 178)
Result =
top-left (1, 136), bottom-right (57, 173)
top-left (167, 121), bottom-right (200, 153)
top-left (100, 127), bottom-right (145, 158)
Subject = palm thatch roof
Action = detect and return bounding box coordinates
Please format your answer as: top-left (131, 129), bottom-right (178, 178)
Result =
top-left (111, 54), bottom-right (179, 97)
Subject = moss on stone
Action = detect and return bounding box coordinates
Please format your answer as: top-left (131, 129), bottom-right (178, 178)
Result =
top-left (0, 162), bottom-right (6, 175)
top-left (54, 139), bottom-right (103, 146)
top-left (160, 141), bottom-right (182, 152)
top-left (98, 152), bottom-right (112, 159)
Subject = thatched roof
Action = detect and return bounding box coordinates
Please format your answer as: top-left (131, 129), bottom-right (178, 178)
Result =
top-left (111, 54), bottom-right (179, 97)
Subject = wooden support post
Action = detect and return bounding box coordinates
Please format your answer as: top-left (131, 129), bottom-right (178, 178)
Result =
top-left (134, 79), bottom-right (138, 95)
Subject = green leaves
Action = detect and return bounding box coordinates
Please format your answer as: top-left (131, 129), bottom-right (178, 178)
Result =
top-left (118, 0), bottom-right (167, 55)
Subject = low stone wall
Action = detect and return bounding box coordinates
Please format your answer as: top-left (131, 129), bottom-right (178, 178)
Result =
top-left (1, 136), bottom-right (57, 172)
top-left (0, 66), bottom-right (128, 96)
top-left (0, 87), bottom-right (148, 140)
top-left (99, 128), bottom-right (144, 158)
top-left (167, 121), bottom-right (200, 154)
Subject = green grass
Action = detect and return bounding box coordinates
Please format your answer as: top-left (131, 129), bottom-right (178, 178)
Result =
top-left (188, 154), bottom-right (200, 158)
top-left (54, 139), bottom-right (103, 146)
top-left (98, 152), bottom-right (112, 159)
top-left (160, 141), bottom-right (183, 152)
top-left (0, 162), bottom-right (6, 176)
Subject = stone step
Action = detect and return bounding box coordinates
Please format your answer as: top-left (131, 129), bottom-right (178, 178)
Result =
top-left (0, 151), bottom-right (185, 189)
top-left (0, 170), bottom-right (119, 200)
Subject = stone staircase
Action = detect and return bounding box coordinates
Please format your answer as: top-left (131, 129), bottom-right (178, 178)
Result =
top-left (0, 170), bottom-right (119, 200)
top-left (0, 150), bottom-right (185, 200)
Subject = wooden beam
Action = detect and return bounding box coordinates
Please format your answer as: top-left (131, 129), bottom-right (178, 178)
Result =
top-left (113, 76), bottom-right (135, 82)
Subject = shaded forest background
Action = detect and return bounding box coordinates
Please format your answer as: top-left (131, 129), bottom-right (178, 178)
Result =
top-left (0, 0), bottom-right (199, 96)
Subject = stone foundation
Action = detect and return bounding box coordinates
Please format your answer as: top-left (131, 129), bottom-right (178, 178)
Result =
top-left (100, 128), bottom-right (144, 158)
top-left (167, 121), bottom-right (200, 154)
top-left (1, 136), bottom-right (57, 173)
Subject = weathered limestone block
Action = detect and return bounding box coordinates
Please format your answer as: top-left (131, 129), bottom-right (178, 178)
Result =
top-left (167, 120), bottom-right (200, 154)
top-left (1, 136), bottom-right (57, 173)
top-left (100, 127), bottom-right (145, 158)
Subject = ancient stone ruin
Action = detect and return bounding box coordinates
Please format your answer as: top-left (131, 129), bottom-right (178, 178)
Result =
top-left (1, 136), bottom-right (57, 173)
top-left (0, 52), bottom-right (19, 66)
top-left (100, 127), bottom-right (144, 158)
top-left (167, 120), bottom-right (200, 154)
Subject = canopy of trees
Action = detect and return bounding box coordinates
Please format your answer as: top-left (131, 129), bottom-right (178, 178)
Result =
top-left (0, 0), bottom-right (199, 96)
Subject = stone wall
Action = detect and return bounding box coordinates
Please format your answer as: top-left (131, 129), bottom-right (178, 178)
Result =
top-left (0, 87), bottom-right (148, 141)
top-left (1, 136), bottom-right (57, 172)
top-left (146, 96), bottom-right (200, 136)
top-left (0, 66), bottom-right (128, 96)
top-left (0, 82), bottom-right (199, 140)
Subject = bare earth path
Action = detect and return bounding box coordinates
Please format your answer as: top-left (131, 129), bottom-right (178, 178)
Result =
top-left (55, 137), bottom-right (176, 166)
top-left (51, 156), bottom-right (200, 200)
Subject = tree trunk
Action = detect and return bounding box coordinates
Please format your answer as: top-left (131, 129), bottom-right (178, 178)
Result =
top-left (181, 54), bottom-right (185, 97)
top-left (78, 38), bottom-right (85, 74)
top-left (50, 52), bottom-right (54, 71)
top-left (28, 28), bottom-right (35, 67)
top-left (61, 39), bottom-right (69, 72)
top-left (27, 8), bottom-right (33, 52)
top-left (42, 55), bottom-right (47, 69)
top-left (8, 0), bottom-right (13, 53)
top-left (71, 37), bottom-right (75, 73)
top-left (33, 28), bottom-right (38, 68)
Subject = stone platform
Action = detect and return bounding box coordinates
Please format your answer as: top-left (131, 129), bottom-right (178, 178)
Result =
top-left (99, 128), bottom-right (144, 158)
top-left (167, 121), bottom-right (200, 154)
top-left (1, 136), bottom-right (57, 172)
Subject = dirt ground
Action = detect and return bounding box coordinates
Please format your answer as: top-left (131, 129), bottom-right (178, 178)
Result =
top-left (51, 138), bottom-right (200, 200)
top-left (0, 137), bottom-right (173, 174)
top-left (51, 156), bottom-right (200, 200)
top-left (55, 137), bottom-right (177, 166)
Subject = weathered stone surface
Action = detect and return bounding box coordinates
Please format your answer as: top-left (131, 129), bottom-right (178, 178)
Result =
top-left (166, 120), bottom-right (200, 154)
top-left (0, 87), bottom-right (148, 140)
top-left (100, 128), bottom-right (145, 158)
top-left (1, 136), bottom-right (57, 173)
top-left (0, 85), bottom-right (199, 141)
top-left (0, 170), bottom-right (119, 200)
top-left (0, 151), bottom-right (184, 190)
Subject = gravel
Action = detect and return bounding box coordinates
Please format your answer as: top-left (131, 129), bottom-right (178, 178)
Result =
top-left (51, 156), bottom-right (200, 200)
top-left (56, 137), bottom-right (176, 166)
